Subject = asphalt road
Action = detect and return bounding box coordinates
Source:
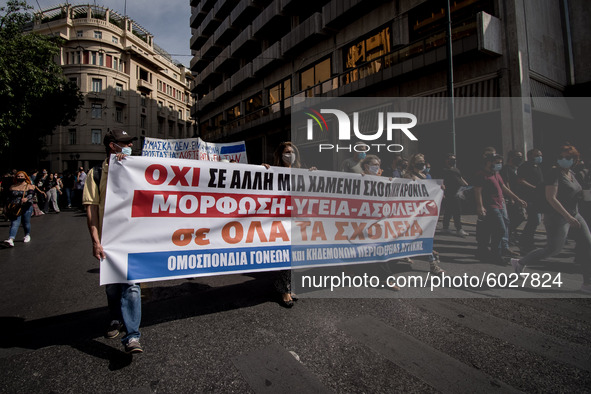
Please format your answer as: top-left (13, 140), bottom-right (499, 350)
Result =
top-left (0, 210), bottom-right (590, 393)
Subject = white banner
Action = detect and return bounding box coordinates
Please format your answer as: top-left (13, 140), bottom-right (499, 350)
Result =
top-left (100, 156), bottom-right (443, 284)
top-left (142, 137), bottom-right (248, 163)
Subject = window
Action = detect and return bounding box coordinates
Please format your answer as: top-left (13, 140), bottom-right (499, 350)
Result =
top-left (76, 30), bottom-right (83, 38)
top-left (178, 110), bottom-right (183, 120)
top-left (158, 118), bottom-right (164, 134)
top-left (158, 101), bottom-right (163, 110)
top-left (139, 67), bottom-right (149, 82)
top-left (74, 51), bottom-right (81, 64)
top-left (119, 60), bottom-right (124, 72)
top-left (91, 78), bottom-right (102, 92)
top-left (140, 115), bottom-right (146, 128)
top-left (91, 52), bottom-right (97, 65)
top-left (91, 129), bottom-right (101, 144)
top-left (186, 109), bottom-right (190, 120)
top-left (244, 93), bottom-right (263, 114)
top-left (115, 83), bottom-right (123, 96)
top-left (91, 103), bottom-right (102, 119)
top-left (116, 107), bottom-right (123, 123)
top-left (344, 27), bottom-right (392, 70)
top-left (300, 58), bottom-right (331, 90)
top-left (113, 57), bottom-right (118, 70)
top-left (94, 31), bottom-right (102, 39)
top-left (227, 105), bottom-right (240, 122)
top-left (97, 52), bottom-right (103, 66)
top-left (112, 36), bottom-right (118, 44)
top-left (141, 94), bottom-right (146, 107)
top-left (69, 129), bottom-right (77, 145)
top-left (269, 78), bottom-right (292, 105)
top-left (213, 113), bottom-right (223, 127)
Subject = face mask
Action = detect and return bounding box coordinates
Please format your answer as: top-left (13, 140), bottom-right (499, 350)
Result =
top-left (116, 144), bottom-right (132, 155)
top-left (368, 165), bottom-right (380, 175)
top-left (534, 156), bottom-right (542, 165)
top-left (492, 163), bottom-right (502, 172)
top-left (357, 152), bottom-right (366, 160)
top-left (557, 158), bottom-right (574, 169)
top-left (282, 153), bottom-right (296, 165)
top-left (424, 167), bottom-right (431, 174)
top-left (415, 163), bottom-right (425, 171)
top-left (513, 157), bottom-right (523, 165)
top-left (16, 178), bottom-right (25, 183)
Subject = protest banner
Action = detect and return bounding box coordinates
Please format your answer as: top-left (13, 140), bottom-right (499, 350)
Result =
top-left (100, 156), bottom-right (443, 285)
top-left (142, 137), bottom-right (248, 163)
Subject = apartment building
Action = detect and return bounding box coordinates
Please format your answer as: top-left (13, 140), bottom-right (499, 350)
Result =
top-left (31, 4), bottom-right (196, 172)
top-left (190, 0), bottom-right (590, 169)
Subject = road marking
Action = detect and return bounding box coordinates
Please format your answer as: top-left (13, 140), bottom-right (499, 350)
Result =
top-left (232, 343), bottom-right (330, 393)
top-left (414, 299), bottom-right (591, 371)
top-left (339, 316), bottom-right (518, 393)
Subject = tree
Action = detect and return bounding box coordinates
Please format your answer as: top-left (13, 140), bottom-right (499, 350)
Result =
top-left (0, 0), bottom-right (83, 169)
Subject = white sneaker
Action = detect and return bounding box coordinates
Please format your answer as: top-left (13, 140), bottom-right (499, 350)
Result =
top-left (23, 235), bottom-right (31, 243)
top-left (456, 229), bottom-right (469, 237)
top-left (510, 258), bottom-right (524, 274)
top-left (4, 239), bottom-right (14, 247)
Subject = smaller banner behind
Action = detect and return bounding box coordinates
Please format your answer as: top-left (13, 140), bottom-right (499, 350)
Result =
top-left (142, 137), bottom-right (248, 163)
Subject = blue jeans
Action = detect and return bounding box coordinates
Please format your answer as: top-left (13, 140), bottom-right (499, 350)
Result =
top-left (519, 212), bottom-right (591, 283)
top-left (477, 206), bottom-right (509, 259)
top-left (8, 205), bottom-right (33, 239)
top-left (106, 284), bottom-right (142, 343)
top-left (65, 188), bottom-right (73, 206)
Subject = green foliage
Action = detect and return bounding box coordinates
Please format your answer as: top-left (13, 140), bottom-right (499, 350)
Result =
top-left (0, 0), bottom-right (83, 168)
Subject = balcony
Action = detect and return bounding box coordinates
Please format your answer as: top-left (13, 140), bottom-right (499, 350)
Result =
top-left (190, 4), bottom-right (207, 28)
top-left (113, 94), bottom-right (127, 105)
top-left (230, 62), bottom-right (253, 91)
top-left (200, 62), bottom-right (221, 86)
top-left (212, 79), bottom-right (231, 101)
top-left (213, 16), bottom-right (238, 46)
top-left (230, 0), bottom-right (261, 28)
top-left (230, 26), bottom-right (258, 57)
top-left (281, 12), bottom-right (324, 56)
top-left (201, 34), bottom-right (221, 61)
top-left (322, 0), bottom-right (366, 29)
top-left (213, 46), bottom-right (237, 72)
top-left (137, 79), bottom-right (153, 91)
top-left (190, 31), bottom-right (208, 51)
top-left (253, 41), bottom-right (281, 75)
top-left (202, 8), bottom-right (222, 36)
top-left (213, 0), bottom-right (235, 20)
top-left (252, 0), bottom-right (285, 38)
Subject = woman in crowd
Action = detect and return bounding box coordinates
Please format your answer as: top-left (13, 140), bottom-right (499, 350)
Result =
top-left (44, 173), bottom-right (61, 213)
top-left (269, 141), bottom-right (302, 307)
top-left (511, 145), bottom-right (591, 294)
top-left (3, 171), bottom-right (36, 247)
top-left (405, 153), bottom-right (444, 274)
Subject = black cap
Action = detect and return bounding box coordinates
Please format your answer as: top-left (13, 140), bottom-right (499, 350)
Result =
top-left (103, 129), bottom-right (137, 146)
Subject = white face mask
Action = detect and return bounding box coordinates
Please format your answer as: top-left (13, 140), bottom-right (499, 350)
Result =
top-left (282, 153), bottom-right (296, 165)
top-left (368, 165), bottom-right (380, 175)
top-left (116, 144), bottom-right (132, 156)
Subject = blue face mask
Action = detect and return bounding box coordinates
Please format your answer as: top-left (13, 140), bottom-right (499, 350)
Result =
top-left (358, 152), bottom-right (366, 160)
top-left (534, 156), bottom-right (542, 165)
top-left (557, 158), bottom-right (574, 169)
top-left (117, 144), bottom-right (132, 156)
top-left (424, 167), bottom-right (431, 173)
top-left (492, 163), bottom-right (502, 172)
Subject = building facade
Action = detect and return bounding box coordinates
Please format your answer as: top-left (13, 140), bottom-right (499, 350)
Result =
top-left (31, 4), bottom-right (196, 172)
top-left (190, 0), bottom-right (590, 169)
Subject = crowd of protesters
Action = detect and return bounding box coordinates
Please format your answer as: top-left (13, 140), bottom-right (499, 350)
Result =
top-left (2, 135), bottom-right (591, 354)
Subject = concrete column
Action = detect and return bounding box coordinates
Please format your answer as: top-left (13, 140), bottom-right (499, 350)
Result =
top-left (499, 0), bottom-right (534, 155)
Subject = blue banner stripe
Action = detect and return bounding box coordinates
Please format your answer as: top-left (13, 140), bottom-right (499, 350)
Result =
top-left (219, 144), bottom-right (246, 154)
top-left (126, 238), bottom-right (433, 280)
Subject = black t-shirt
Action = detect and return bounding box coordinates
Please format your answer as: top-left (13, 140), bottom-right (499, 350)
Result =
top-left (517, 161), bottom-right (544, 205)
top-left (544, 167), bottom-right (582, 216)
top-left (442, 167), bottom-right (463, 196)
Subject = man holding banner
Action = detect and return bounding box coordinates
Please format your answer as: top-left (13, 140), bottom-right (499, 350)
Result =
top-left (83, 129), bottom-right (143, 354)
